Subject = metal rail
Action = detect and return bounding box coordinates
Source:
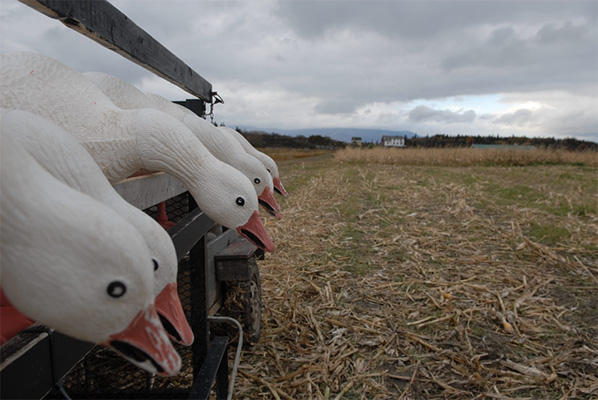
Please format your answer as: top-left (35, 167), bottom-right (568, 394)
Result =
top-left (19, 0), bottom-right (213, 101)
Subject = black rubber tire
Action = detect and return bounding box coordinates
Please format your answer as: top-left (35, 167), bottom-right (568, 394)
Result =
top-left (219, 258), bottom-right (262, 346)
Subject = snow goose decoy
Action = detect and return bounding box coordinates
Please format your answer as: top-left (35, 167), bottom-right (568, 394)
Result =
top-left (219, 126), bottom-right (288, 197)
top-left (0, 108), bottom-right (193, 346)
top-left (0, 133), bottom-right (181, 376)
top-left (82, 71), bottom-right (281, 219)
top-left (0, 52), bottom-right (274, 252)
top-left (146, 91), bottom-right (282, 218)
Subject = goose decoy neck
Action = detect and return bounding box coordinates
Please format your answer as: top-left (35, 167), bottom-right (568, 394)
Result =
top-left (130, 108), bottom-right (211, 185)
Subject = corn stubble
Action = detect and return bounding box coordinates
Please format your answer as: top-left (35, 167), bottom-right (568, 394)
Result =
top-left (234, 149), bottom-right (597, 400)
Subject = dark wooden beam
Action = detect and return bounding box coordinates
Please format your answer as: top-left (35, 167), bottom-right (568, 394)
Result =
top-left (169, 207), bottom-right (216, 261)
top-left (19, 0), bottom-right (213, 101)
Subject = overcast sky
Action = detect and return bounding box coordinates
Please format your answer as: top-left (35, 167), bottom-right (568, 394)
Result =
top-left (1, 0), bottom-right (596, 140)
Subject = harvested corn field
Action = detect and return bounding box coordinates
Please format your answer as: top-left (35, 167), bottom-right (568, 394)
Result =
top-left (234, 149), bottom-right (598, 400)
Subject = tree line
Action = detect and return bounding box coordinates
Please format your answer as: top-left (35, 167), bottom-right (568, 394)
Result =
top-left (224, 124), bottom-right (596, 151)
top-left (402, 134), bottom-right (597, 151)
top-left (235, 128), bottom-right (346, 149)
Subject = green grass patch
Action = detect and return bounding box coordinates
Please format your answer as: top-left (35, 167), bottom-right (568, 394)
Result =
top-left (549, 201), bottom-right (597, 217)
top-left (343, 262), bottom-right (376, 276)
top-left (527, 223), bottom-right (571, 245)
top-left (485, 182), bottom-right (546, 205)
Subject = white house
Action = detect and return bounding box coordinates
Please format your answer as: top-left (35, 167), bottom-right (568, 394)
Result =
top-left (381, 135), bottom-right (405, 147)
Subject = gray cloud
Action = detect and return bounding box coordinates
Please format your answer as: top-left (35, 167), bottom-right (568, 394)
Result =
top-left (442, 20), bottom-right (597, 75)
top-left (408, 106), bottom-right (476, 123)
top-left (275, 1), bottom-right (596, 40)
top-left (0, 0), bottom-right (596, 139)
top-left (314, 98), bottom-right (362, 115)
top-left (536, 20), bottom-right (593, 44)
top-left (494, 109), bottom-right (534, 126)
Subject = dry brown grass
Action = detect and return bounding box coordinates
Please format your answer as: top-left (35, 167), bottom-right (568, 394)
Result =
top-left (259, 148), bottom-right (336, 162)
top-left (335, 147), bottom-right (598, 167)
top-left (233, 155), bottom-right (598, 399)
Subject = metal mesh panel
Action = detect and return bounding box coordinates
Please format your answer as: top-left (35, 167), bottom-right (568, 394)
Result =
top-left (144, 193), bottom-right (190, 225)
top-left (47, 195), bottom-right (199, 399)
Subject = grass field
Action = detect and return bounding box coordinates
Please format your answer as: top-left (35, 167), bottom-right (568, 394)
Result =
top-left (234, 148), bottom-right (597, 399)
top-left (256, 147), bottom-right (336, 162)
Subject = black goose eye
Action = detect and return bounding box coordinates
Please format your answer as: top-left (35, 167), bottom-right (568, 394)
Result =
top-left (107, 281), bottom-right (127, 298)
top-left (267, 169), bottom-right (271, 173)
top-left (236, 197), bottom-right (245, 206)
top-left (254, 178), bottom-right (261, 184)
top-left (153, 259), bottom-right (159, 271)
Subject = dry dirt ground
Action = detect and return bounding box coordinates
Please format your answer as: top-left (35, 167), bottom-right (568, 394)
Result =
top-left (233, 153), bottom-right (597, 400)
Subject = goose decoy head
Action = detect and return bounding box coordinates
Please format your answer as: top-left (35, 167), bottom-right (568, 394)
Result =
top-left (0, 134), bottom-right (181, 376)
top-left (195, 162), bottom-right (275, 252)
top-left (102, 304), bottom-right (181, 376)
top-left (219, 126), bottom-right (288, 197)
top-left (148, 235), bottom-right (194, 346)
top-left (273, 176), bottom-right (289, 197)
top-left (154, 282), bottom-right (194, 346)
top-left (0, 108), bottom-right (193, 349)
top-left (243, 159), bottom-right (281, 219)
top-left (237, 209), bottom-right (275, 252)
top-left (259, 185), bottom-right (281, 219)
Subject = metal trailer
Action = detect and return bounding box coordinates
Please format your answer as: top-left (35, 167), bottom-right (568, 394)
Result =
top-left (0, 1), bottom-right (263, 399)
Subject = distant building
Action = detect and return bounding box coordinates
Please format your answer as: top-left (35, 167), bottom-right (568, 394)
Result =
top-left (351, 137), bottom-right (362, 147)
top-left (381, 135), bottom-right (405, 147)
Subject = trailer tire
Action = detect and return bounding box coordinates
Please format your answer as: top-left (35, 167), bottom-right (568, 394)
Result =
top-left (220, 258), bottom-right (262, 346)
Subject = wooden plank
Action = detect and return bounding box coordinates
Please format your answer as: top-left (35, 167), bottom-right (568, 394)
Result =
top-left (113, 172), bottom-right (187, 210)
top-left (215, 238), bottom-right (257, 260)
top-left (215, 238), bottom-right (258, 281)
top-left (0, 325), bottom-right (49, 370)
top-left (19, 0), bottom-right (213, 101)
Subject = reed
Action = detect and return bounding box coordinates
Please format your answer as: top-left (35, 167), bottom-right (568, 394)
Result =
top-left (259, 147), bottom-right (335, 162)
top-left (335, 146), bottom-right (598, 167)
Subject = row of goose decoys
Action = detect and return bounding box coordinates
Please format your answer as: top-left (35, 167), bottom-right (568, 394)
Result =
top-left (0, 52), bottom-right (288, 376)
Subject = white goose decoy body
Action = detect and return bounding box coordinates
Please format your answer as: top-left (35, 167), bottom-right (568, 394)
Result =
top-left (0, 108), bottom-right (193, 346)
top-left (0, 52), bottom-right (274, 252)
top-left (0, 133), bottom-right (181, 376)
top-left (82, 71), bottom-right (280, 219)
top-left (219, 126), bottom-right (288, 197)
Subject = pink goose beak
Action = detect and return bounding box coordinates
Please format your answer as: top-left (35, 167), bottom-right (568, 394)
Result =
top-left (236, 210), bottom-right (275, 252)
top-left (155, 283), bottom-right (194, 346)
top-left (273, 177), bottom-right (288, 197)
top-left (102, 304), bottom-right (181, 377)
top-left (258, 186), bottom-right (282, 220)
